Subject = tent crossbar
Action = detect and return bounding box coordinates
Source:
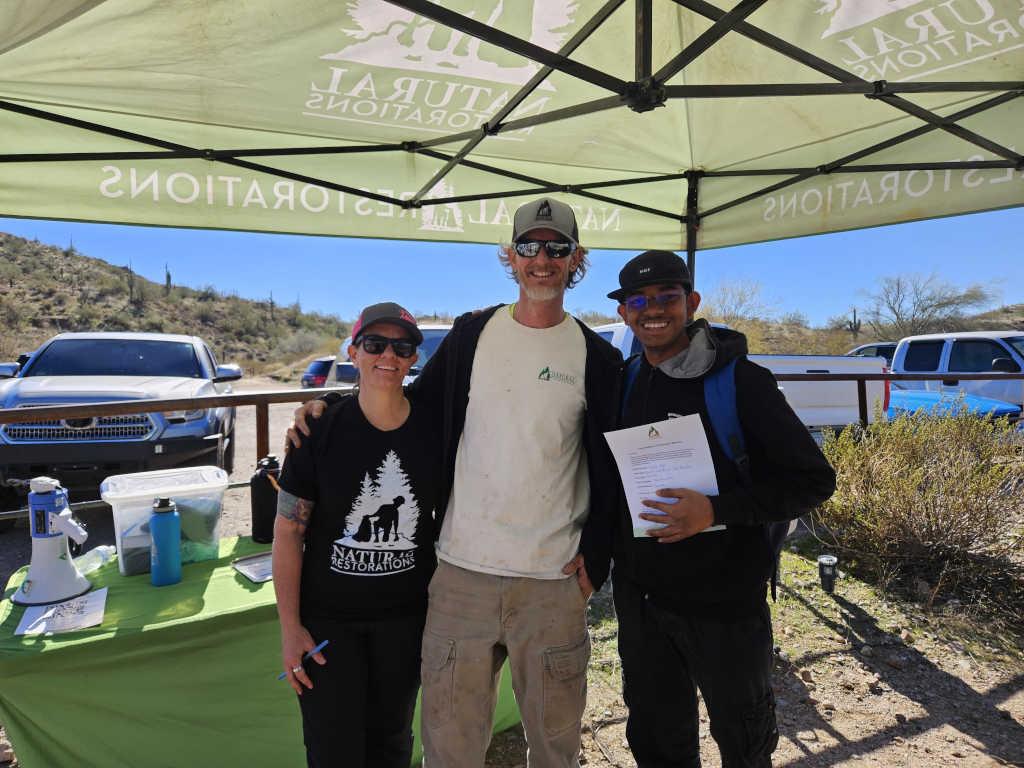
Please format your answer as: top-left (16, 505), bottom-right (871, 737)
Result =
top-left (409, 0), bottom-right (626, 205)
top-left (704, 160), bottom-right (1019, 177)
top-left (380, 0), bottom-right (626, 95)
top-left (415, 186), bottom-right (558, 206)
top-left (699, 90), bottom-right (1022, 219)
top-left (0, 98), bottom-right (189, 153)
top-left (0, 98), bottom-right (407, 207)
top-left (653, 0), bottom-right (767, 85)
top-left (663, 82), bottom-right (1024, 98)
top-left (671, 0), bottom-right (1022, 165)
top-left (0, 144), bottom-right (410, 163)
top-left (418, 148), bottom-right (683, 222)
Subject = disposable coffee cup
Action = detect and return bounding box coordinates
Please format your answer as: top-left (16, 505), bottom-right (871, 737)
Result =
top-left (818, 554), bottom-right (838, 593)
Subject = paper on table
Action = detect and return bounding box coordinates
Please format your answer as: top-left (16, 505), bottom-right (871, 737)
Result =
top-left (231, 551), bottom-right (273, 584)
top-left (15, 587), bottom-right (108, 636)
top-left (604, 415), bottom-right (725, 538)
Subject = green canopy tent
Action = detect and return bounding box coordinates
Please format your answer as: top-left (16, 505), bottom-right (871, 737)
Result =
top-left (1, 0), bottom-right (1021, 283)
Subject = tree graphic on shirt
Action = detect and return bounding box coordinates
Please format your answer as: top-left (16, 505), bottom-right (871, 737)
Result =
top-left (338, 452), bottom-right (420, 545)
top-left (344, 472), bottom-right (378, 537)
top-left (375, 450), bottom-right (419, 542)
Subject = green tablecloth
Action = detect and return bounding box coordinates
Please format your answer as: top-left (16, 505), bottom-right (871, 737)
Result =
top-left (0, 538), bottom-right (520, 767)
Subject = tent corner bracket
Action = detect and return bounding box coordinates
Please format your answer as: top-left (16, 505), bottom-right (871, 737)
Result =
top-left (623, 78), bottom-right (667, 113)
top-left (865, 80), bottom-right (893, 99)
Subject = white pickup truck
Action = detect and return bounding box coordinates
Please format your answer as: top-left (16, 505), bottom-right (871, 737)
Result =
top-left (593, 323), bottom-right (888, 436)
top-left (889, 331), bottom-right (1024, 408)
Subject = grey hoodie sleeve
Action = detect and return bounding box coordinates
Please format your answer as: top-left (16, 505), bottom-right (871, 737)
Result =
top-left (709, 360), bottom-right (837, 526)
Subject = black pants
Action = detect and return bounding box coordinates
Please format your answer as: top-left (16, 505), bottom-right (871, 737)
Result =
top-left (613, 573), bottom-right (778, 768)
top-left (298, 612), bottom-right (425, 768)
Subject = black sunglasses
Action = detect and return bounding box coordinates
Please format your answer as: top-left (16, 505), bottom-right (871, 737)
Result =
top-left (623, 290), bottom-right (685, 312)
top-left (359, 335), bottom-right (417, 358)
top-left (514, 238), bottom-right (576, 259)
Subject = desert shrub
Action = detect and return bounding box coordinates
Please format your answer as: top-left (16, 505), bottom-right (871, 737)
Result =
top-left (275, 330), bottom-right (327, 358)
top-left (814, 409), bottom-right (1024, 607)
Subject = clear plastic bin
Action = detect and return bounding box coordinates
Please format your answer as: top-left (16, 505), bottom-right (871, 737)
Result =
top-left (100, 466), bottom-right (229, 576)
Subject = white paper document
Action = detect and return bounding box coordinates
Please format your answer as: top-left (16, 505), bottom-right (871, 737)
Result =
top-left (15, 587), bottom-right (108, 636)
top-left (604, 415), bottom-right (726, 538)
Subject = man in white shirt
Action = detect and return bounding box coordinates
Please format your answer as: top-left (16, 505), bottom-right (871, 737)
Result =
top-left (290, 198), bottom-right (622, 767)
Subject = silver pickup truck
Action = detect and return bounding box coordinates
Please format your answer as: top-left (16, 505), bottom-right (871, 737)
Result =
top-left (0, 332), bottom-right (241, 524)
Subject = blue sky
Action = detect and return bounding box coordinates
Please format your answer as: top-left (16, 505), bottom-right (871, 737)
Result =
top-left (1, 207), bottom-right (1020, 326)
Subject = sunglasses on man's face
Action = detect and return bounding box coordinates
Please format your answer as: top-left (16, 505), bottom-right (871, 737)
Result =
top-left (624, 290), bottom-right (686, 312)
top-left (513, 239), bottom-right (576, 259)
top-left (359, 335), bottom-right (417, 358)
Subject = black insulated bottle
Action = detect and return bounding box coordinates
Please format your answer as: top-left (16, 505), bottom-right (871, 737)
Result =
top-left (250, 455), bottom-right (281, 544)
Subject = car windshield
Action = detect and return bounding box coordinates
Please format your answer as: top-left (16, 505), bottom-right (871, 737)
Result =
top-left (1004, 337), bottom-right (1024, 360)
top-left (24, 339), bottom-right (203, 378)
top-left (416, 329), bottom-right (450, 368)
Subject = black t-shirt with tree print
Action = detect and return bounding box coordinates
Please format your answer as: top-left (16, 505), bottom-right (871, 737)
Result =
top-left (279, 395), bottom-right (439, 621)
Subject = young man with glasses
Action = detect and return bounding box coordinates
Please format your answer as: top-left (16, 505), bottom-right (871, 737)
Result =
top-left (289, 198), bottom-right (622, 767)
top-left (607, 250), bottom-right (836, 767)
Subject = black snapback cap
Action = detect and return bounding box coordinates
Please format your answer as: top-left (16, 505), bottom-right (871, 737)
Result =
top-left (607, 250), bottom-right (692, 302)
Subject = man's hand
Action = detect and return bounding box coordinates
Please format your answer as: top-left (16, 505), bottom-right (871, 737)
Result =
top-left (639, 488), bottom-right (715, 544)
top-left (562, 553), bottom-right (594, 601)
top-left (284, 399), bottom-right (327, 452)
top-left (280, 623), bottom-right (327, 695)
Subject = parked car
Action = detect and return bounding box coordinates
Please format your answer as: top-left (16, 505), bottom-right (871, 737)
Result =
top-left (0, 332), bottom-right (242, 522)
top-left (846, 341), bottom-right (897, 366)
top-left (889, 331), bottom-right (1024, 408)
top-left (337, 323), bottom-right (452, 385)
top-left (888, 387), bottom-right (1021, 425)
top-left (594, 322), bottom-right (889, 438)
top-left (300, 356), bottom-right (336, 388)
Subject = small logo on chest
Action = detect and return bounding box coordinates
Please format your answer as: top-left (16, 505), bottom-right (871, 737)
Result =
top-left (538, 366), bottom-right (577, 386)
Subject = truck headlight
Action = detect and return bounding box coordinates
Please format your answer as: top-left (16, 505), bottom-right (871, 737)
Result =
top-left (163, 409), bottom-right (206, 423)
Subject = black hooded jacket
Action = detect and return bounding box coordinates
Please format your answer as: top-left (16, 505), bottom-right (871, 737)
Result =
top-left (407, 305), bottom-right (623, 591)
top-left (615, 319), bottom-right (836, 617)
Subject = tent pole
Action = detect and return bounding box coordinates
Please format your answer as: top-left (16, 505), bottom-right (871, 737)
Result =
top-left (685, 171), bottom-right (701, 289)
top-left (636, 0), bottom-right (652, 81)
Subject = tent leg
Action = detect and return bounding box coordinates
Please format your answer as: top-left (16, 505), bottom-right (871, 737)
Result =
top-left (685, 170), bottom-right (701, 289)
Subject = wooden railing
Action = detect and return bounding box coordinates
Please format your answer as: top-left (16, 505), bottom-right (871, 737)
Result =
top-left (2, 373), bottom-right (1023, 520)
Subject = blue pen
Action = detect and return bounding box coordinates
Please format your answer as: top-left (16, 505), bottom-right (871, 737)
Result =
top-left (277, 639), bottom-right (330, 680)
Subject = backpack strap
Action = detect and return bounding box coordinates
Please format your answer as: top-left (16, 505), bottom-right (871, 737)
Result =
top-left (704, 358), bottom-right (788, 601)
top-left (702, 358), bottom-right (751, 487)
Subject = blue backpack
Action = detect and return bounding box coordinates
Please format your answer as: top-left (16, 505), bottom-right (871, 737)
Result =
top-left (621, 355), bottom-right (795, 600)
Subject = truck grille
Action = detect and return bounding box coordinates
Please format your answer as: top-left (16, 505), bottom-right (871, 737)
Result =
top-left (2, 414), bottom-right (157, 443)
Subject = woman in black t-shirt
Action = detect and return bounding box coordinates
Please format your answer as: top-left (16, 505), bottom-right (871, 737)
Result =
top-left (273, 302), bottom-right (439, 768)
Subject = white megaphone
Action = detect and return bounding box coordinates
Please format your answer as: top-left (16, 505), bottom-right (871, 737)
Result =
top-left (12, 477), bottom-right (92, 606)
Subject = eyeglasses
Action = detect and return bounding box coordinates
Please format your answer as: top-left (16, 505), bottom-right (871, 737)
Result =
top-left (623, 290), bottom-right (686, 312)
top-left (359, 335), bottom-right (417, 358)
top-left (513, 239), bottom-right (576, 259)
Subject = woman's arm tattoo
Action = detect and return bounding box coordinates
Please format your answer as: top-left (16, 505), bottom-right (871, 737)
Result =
top-left (276, 488), bottom-right (314, 528)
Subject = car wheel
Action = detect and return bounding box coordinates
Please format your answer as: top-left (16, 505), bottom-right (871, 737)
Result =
top-left (222, 427), bottom-right (236, 476)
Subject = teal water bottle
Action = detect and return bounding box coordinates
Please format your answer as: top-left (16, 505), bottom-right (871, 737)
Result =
top-left (150, 497), bottom-right (181, 586)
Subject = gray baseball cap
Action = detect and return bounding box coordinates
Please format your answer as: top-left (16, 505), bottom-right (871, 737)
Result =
top-left (512, 198), bottom-right (579, 243)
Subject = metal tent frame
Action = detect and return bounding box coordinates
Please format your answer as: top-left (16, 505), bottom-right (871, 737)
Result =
top-left (1, 0), bottom-right (1021, 284)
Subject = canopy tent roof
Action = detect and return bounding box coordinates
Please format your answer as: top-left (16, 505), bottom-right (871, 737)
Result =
top-left (1, 0), bottom-right (1022, 278)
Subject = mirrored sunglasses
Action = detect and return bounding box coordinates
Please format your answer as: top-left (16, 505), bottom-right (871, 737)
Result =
top-left (624, 291), bottom-right (685, 312)
top-left (359, 335), bottom-right (417, 358)
top-left (513, 238), bottom-right (576, 259)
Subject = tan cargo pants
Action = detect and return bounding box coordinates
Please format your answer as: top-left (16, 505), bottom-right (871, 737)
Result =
top-left (420, 560), bottom-right (591, 768)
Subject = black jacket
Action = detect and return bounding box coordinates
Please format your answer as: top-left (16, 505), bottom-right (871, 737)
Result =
top-left (407, 305), bottom-right (623, 591)
top-left (616, 320), bottom-right (836, 617)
